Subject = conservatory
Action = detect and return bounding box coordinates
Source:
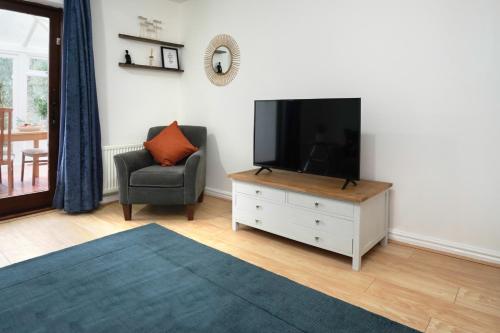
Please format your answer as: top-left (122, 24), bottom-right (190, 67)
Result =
top-left (0, 8), bottom-right (49, 198)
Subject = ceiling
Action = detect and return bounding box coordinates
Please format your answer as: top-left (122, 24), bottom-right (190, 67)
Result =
top-left (0, 9), bottom-right (49, 54)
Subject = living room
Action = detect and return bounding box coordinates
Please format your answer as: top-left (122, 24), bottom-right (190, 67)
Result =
top-left (0, 0), bottom-right (498, 332)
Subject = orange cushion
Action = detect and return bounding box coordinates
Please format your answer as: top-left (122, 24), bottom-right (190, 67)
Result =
top-left (143, 121), bottom-right (198, 166)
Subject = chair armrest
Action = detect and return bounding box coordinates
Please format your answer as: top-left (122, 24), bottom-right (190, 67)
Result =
top-left (184, 148), bottom-right (206, 204)
top-left (113, 149), bottom-right (154, 203)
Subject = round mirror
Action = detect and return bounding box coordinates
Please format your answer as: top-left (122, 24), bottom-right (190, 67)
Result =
top-left (205, 34), bottom-right (240, 86)
top-left (212, 46), bottom-right (232, 74)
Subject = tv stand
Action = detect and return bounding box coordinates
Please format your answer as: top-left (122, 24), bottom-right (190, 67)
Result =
top-left (255, 166), bottom-right (272, 175)
top-left (229, 169), bottom-right (392, 271)
top-left (341, 179), bottom-right (357, 190)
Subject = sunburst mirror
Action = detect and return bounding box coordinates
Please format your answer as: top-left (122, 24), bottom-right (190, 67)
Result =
top-left (204, 34), bottom-right (240, 86)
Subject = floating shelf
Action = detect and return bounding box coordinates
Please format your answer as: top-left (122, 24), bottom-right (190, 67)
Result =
top-left (118, 34), bottom-right (184, 48)
top-left (118, 63), bottom-right (184, 72)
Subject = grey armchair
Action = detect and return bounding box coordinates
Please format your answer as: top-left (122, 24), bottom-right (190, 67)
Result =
top-left (114, 125), bottom-right (207, 221)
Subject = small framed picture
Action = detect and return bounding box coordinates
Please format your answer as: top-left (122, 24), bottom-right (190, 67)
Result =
top-left (161, 47), bottom-right (180, 70)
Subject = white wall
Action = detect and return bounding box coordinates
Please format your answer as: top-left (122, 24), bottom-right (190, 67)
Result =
top-left (178, 0), bottom-right (500, 260)
top-left (90, 0), bottom-right (183, 146)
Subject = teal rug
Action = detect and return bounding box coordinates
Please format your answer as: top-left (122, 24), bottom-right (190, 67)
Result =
top-left (0, 224), bottom-right (417, 332)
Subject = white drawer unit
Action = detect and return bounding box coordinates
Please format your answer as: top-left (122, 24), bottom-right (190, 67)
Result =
top-left (287, 191), bottom-right (354, 218)
top-left (234, 182), bottom-right (285, 203)
top-left (230, 170), bottom-right (392, 271)
top-left (287, 208), bottom-right (353, 238)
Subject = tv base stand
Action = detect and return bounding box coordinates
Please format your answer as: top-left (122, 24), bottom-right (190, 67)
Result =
top-left (342, 179), bottom-right (357, 190)
top-left (255, 166), bottom-right (272, 175)
top-left (229, 169), bottom-right (392, 271)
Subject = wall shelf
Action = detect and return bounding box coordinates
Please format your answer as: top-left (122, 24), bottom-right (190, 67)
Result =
top-left (118, 33), bottom-right (184, 48)
top-left (118, 63), bottom-right (184, 72)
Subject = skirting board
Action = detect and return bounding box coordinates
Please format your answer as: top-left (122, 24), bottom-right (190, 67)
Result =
top-left (101, 188), bottom-right (232, 203)
top-left (102, 193), bottom-right (119, 204)
top-left (389, 229), bottom-right (500, 266)
top-left (204, 187), bottom-right (232, 201)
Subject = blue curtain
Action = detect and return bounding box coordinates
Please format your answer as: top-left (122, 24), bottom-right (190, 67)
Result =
top-left (53, 0), bottom-right (102, 213)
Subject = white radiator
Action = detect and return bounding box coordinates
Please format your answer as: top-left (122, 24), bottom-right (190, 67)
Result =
top-left (102, 143), bottom-right (143, 194)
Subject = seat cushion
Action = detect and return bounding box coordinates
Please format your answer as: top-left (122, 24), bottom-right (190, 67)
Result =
top-left (143, 121), bottom-right (198, 166)
top-left (22, 148), bottom-right (48, 156)
top-left (130, 165), bottom-right (184, 188)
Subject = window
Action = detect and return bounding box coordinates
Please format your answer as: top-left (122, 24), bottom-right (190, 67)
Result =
top-left (27, 75), bottom-right (48, 124)
top-left (0, 56), bottom-right (13, 108)
top-left (30, 58), bottom-right (48, 72)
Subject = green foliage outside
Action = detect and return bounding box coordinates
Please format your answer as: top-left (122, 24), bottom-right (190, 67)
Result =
top-left (0, 57), bottom-right (13, 108)
top-left (0, 57), bottom-right (48, 123)
top-left (30, 58), bottom-right (48, 72)
top-left (28, 76), bottom-right (49, 122)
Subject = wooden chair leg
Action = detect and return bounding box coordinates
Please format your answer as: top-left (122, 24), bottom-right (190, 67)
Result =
top-left (32, 157), bottom-right (38, 186)
top-left (186, 204), bottom-right (195, 221)
top-left (122, 204), bottom-right (132, 221)
top-left (198, 190), bottom-right (205, 203)
top-left (21, 153), bottom-right (25, 182)
top-left (8, 161), bottom-right (14, 192)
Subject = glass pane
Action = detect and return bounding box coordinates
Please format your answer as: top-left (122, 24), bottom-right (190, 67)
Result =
top-left (0, 57), bottom-right (13, 108)
top-left (27, 76), bottom-right (49, 125)
top-left (0, 9), bottom-right (50, 200)
top-left (30, 58), bottom-right (48, 72)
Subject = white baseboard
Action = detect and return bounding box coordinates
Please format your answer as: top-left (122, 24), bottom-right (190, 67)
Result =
top-left (101, 193), bottom-right (119, 204)
top-left (389, 229), bottom-right (500, 265)
top-left (205, 187), bottom-right (232, 201)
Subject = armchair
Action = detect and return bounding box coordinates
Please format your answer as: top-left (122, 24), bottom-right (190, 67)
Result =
top-left (114, 125), bottom-right (207, 221)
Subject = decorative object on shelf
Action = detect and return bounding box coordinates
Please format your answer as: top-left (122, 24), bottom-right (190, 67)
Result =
top-left (124, 50), bottom-right (132, 64)
top-left (148, 48), bottom-right (154, 66)
top-left (153, 19), bottom-right (163, 40)
top-left (138, 16), bottom-right (148, 37)
top-left (161, 47), bottom-right (179, 70)
top-left (204, 34), bottom-right (240, 86)
top-left (137, 16), bottom-right (164, 40)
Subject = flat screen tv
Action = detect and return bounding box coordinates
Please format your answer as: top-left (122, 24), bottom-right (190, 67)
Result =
top-left (254, 98), bottom-right (361, 186)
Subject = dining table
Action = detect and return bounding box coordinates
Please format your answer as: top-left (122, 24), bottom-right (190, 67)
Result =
top-left (9, 130), bottom-right (49, 179)
top-left (10, 130), bottom-right (48, 146)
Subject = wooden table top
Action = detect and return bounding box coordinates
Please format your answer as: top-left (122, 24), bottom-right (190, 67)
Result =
top-left (6, 131), bottom-right (48, 142)
top-left (229, 169), bottom-right (392, 203)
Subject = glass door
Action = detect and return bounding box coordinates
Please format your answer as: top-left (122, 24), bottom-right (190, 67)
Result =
top-left (0, 0), bottom-right (61, 218)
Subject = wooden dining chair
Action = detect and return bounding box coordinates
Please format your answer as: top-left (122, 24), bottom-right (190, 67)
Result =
top-left (21, 148), bottom-right (48, 186)
top-left (0, 108), bottom-right (14, 192)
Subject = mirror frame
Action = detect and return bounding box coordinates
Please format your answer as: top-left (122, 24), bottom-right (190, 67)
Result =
top-left (204, 34), bottom-right (240, 86)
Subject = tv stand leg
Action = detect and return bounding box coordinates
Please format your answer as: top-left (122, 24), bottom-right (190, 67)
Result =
top-left (352, 254), bottom-right (361, 271)
top-left (341, 179), bottom-right (357, 190)
top-left (232, 221), bottom-right (239, 231)
top-left (255, 167), bottom-right (272, 175)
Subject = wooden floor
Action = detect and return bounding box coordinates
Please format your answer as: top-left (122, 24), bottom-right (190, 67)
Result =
top-left (0, 196), bottom-right (498, 333)
top-left (0, 164), bottom-right (49, 199)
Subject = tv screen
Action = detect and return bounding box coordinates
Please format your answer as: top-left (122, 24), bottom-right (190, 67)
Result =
top-left (254, 98), bottom-right (361, 180)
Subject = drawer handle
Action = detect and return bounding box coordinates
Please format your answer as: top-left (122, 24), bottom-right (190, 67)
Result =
top-left (255, 219), bottom-right (261, 224)
top-left (315, 219), bottom-right (320, 225)
top-left (255, 190), bottom-right (261, 195)
top-left (255, 205), bottom-right (261, 209)
top-left (314, 202), bottom-right (319, 207)
top-left (314, 236), bottom-right (320, 242)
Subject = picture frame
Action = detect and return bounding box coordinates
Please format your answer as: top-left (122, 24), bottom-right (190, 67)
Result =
top-left (161, 47), bottom-right (180, 70)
